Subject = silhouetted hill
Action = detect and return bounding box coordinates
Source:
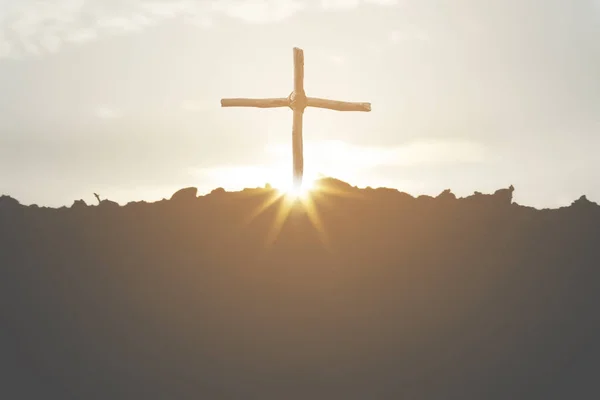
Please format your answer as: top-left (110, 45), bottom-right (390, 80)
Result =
top-left (1, 178), bottom-right (600, 399)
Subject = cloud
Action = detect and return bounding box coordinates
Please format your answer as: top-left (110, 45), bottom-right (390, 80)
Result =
top-left (95, 14), bottom-right (154, 33)
top-left (367, 0), bottom-right (399, 4)
top-left (0, 0), bottom-right (401, 59)
top-left (321, 0), bottom-right (360, 9)
top-left (65, 28), bottom-right (97, 44)
top-left (0, 1), bottom-right (205, 59)
top-left (212, 0), bottom-right (306, 23)
top-left (389, 27), bottom-right (430, 44)
top-left (94, 106), bottom-right (120, 119)
top-left (190, 138), bottom-right (485, 193)
top-left (0, 32), bottom-right (13, 58)
top-left (321, 0), bottom-right (399, 9)
top-left (383, 140), bottom-right (486, 166)
top-left (271, 139), bottom-right (487, 169)
top-left (181, 100), bottom-right (214, 112)
top-left (328, 54), bottom-right (345, 65)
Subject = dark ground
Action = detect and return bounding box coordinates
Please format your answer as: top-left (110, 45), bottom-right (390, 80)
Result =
top-left (1, 177), bottom-right (599, 399)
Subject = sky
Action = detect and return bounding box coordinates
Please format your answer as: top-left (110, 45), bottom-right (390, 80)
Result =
top-left (0, 0), bottom-right (598, 208)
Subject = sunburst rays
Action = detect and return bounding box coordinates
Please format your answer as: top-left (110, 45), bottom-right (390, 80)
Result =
top-left (240, 177), bottom-right (360, 253)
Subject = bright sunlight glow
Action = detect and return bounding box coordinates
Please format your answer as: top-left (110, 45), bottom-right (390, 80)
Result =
top-left (277, 177), bottom-right (316, 200)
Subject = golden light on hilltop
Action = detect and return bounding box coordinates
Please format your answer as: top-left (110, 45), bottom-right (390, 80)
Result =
top-left (241, 175), bottom-right (334, 251)
top-left (277, 176), bottom-right (316, 201)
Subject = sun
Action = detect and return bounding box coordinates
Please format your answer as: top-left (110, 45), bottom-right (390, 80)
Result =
top-left (239, 171), bottom-right (333, 252)
top-left (277, 178), bottom-right (316, 201)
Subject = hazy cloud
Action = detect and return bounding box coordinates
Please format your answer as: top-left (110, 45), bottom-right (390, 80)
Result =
top-left (0, 0), bottom-right (402, 58)
top-left (321, 0), bottom-right (360, 9)
top-left (191, 138), bottom-right (486, 193)
top-left (389, 28), bottom-right (430, 43)
top-left (0, 32), bottom-right (12, 58)
top-left (65, 28), bottom-right (97, 44)
top-left (321, 0), bottom-right (399, 9)
top-left (181, 100), bottom-right (214, 112)
top-left (212, 0), bottom-right (306, 23)
top-left (0, 1), bottom-right (206, 58)
top-left (367, 0), bottom-right (400, 4)
top-left (265, 139), bottom-right (487, 169)
top-left (94, 106), bottom-right (120, 119)
top-left (328, 54), bottom-right (345, 65)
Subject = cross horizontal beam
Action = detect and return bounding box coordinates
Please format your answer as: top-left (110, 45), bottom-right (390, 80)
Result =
top-left (221, 98), bottom-right (289, 108)
top-left (307, 97), bottom-right (371, 112)
top-left (220, 97), bottom-right (372, 112)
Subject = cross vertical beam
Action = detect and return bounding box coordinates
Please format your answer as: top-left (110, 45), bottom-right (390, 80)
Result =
top-left (220, 47), bottom-right (371, 190)
top-left (292, 109), bottom-right (303, 188)
top-left (293, 47), bottom-right (304, 94)
top-left (292, 47), bottom-right (306, 188)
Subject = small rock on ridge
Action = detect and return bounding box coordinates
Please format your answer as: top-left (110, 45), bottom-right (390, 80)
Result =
top-left (170, 187), bottom-right (198, 202)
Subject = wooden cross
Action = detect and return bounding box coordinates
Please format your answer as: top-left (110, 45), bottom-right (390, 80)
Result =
top-left (221, 47), bottom-right (371, 189)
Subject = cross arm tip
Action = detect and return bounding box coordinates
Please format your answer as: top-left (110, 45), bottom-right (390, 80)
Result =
top-left (306, 97), bottom-right (372, 112)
